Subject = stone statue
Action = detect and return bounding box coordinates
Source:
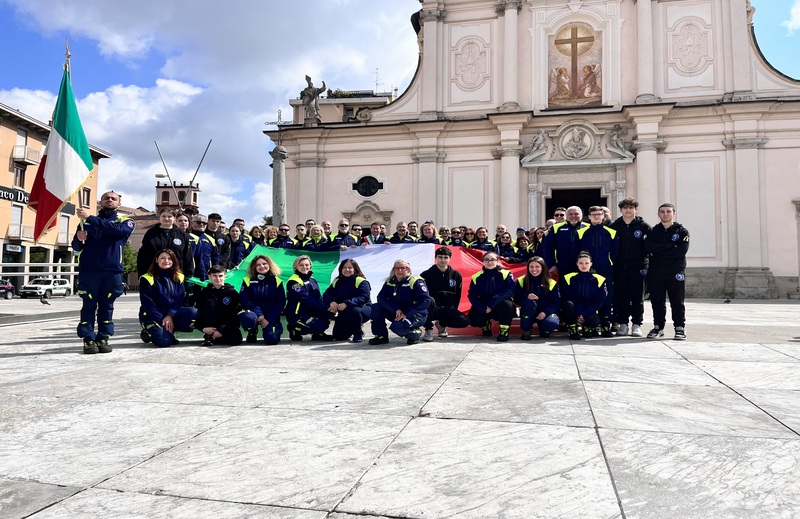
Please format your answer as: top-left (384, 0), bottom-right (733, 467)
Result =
top-left (606, 124), bottom-right (634, 158)
top-left (300, 75), bottom-right (326, 120)
top-left (521, 129), bottom-right (548, 163)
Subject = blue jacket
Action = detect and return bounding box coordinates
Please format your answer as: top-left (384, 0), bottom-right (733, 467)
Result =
top-left (417, 235), bottom-right (442, 244)
top-left (562, 271), bottom-right (608, 316)
top-left (303, 236), bottom-right (330, 252)
top-left (72, 209), bottom-right (135, 273)
top-left (228, 237), bottom-right (251, 268)
top-left (328, 231), bottom-right (358, 250)
top-left (138, 270), bottom-right (185, 323)
top-left (240, 273), bottom-right (285, 325)
top-left (469, 238), bottom-right (498, 253)
top-left (376, 274), bottom-right (430, 318)
top-left (189, 229), bottom-right (219, 280)
top-left (513, 275), bottom-right (561, 316)
top-left (468, 267), bottom-right (515, 313)
top-left (285, 270), bottom-right (328, 321)
top-left (497, 243), bottom-right (522, 263)
top-left (268, 234), bottom-right (295, 249)
top-left (542, 221), bottom-right (589, 272)
top-left (323, 275), bottom-right (371, 307)
top-left (388, 232), bottom-right (417, 244)
top-left (577, 224), bottom-right (619, 277)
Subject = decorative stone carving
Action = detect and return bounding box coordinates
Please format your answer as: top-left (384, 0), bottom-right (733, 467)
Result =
top-left (292, 158), bottom-right (326, 167)
top-left (631, 140), bottom-right (667, 153)
top-left (746, 0), bottom-right (755, 26)
top-left (493, 145), bottom-right (524, 159)
top-left (521, 129), bottom-right (548, 162)
top-left (793, 199), bottom-right (800, 219)
top-left (342, 201), bottom-right (393, 228)
top-left (355, 108), bottom-right (372, 122)
top-left (420, 9), bottom-right (446, 22)
top-left (454, 39), bottom-right (489, 90)
top-left (550, 121), bottom-right (604, 161)
top-left (494, 0), bottom-right (522, 15)
top-left (411, 152), bottom-right (446, 162)
top-left (668, 18), bottom-right (711, 75)
top-left (606, 124), bottom-right (634, 159)
top-left (722, 138), bottom-right (768, 150)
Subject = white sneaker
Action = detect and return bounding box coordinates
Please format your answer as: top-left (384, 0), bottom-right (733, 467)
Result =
top-left (422, 329), bottom-right (434, 342)
top-left (617, 323), bottom-right (629, 336)
top-left (631, 324), bottom-right (643, 337)
top-left (436, 322), bottom-right (448, 338)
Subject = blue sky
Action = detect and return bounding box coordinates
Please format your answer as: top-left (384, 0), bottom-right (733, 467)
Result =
top-left (0, 0), bottom-right (798, 226)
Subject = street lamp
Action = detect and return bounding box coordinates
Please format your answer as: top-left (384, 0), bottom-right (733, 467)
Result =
top-left (153, 140), bottom-right (212, 214)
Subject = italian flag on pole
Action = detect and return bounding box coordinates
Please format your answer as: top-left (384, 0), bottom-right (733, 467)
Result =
top-left (28, 67), bottom-right (93, 243)
top-left (192, 243), bottom-right (528, 312)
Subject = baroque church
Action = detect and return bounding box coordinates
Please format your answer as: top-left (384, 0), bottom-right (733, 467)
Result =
top-left (266, 0), bottom-right (800, 299)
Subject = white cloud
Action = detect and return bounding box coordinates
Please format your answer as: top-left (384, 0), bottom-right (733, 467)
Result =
top-left (783, 0), bottom-right (800, 33)
top-left (2, 0), bottom-right (421, 225)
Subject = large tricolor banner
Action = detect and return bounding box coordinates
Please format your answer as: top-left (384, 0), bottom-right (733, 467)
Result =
top-left (28, 67), bottom-right (93, 243)
top-left (192, 244), bottom-right (528, 312)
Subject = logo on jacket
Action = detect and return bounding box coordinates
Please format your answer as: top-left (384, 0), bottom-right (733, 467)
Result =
top-left (449, 279), bottom-right (456, 287)
top-left (671, 234), bottom-right (680, 242)
top-left (675, 273), bottom-right (685, 281)
top-left (293, 284), bottom-right (303, 292)
top-left (173, 238), bottom-right (183, 246)
top-left (634, 230), bottom-right (643, 238)
top-left (217, 238), bottom-right (225, 245)
top-left (222, 297), bottom-right (231, 305)
top-left (126, 220), bottom-right (134, 228)
top-left (257, 274), bottom-right (265, 280)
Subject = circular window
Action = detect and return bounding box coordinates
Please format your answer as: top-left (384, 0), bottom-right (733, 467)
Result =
top-left (352, 176), bottom-right (383, 198)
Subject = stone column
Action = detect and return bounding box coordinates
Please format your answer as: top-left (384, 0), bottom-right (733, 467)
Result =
top-left (420, 8), bottom-right (446, 119)
top-left (496, 145), bottom-right (524, 226)
top-left (269, 146), bottom-right (288, 226)
top-left (635, 0), bottom-right (656, 102)
top-left (631, 139), bottom-right (665, 219)
top-left (497, 0), bottom-right (521, 111)
top-left (793, 199), bottom-right (800, 297)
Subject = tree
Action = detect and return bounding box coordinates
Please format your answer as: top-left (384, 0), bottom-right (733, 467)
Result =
top-left (122, 243), bottom-right (137, 276)
top-left (261, 215), bottom-right (273, 226)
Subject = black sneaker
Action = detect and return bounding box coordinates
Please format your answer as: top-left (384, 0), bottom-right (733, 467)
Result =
top-left (520, 330), bottom-right (532, 341)
top-left (311, 333), bottom-right (334, 341)
top-left (140, 329), bottom-right (151, 344)
top-left (171, 337), bottom-right (180, 345)
top-left (539, 331), bottom-right (551, 338)
top-left (647, 326), bottom-right (664, 339)
top-left (96, 339), bottom-right (112, 353)
top-left (246, 328), bottom-right (258, 343)
top-left (351, 334), bottom-right (363, 343)
top-left (201, 334), bottom-right (214, 346)
top-left (674, 326), bottom-right (686, 340)
top-left (482, 322), bottom-right (492, 337)
top-left (82, 339), bottom-right (99, 354)
top-left (368, 335), bottom-right (389, 345)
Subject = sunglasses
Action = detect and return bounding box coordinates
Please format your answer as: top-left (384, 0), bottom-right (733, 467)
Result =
top-left (554, 213), bottom-right (566, 217)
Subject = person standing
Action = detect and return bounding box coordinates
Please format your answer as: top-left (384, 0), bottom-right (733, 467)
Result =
top-left (609, 197), bottom-right (652, 337)
top-left (420, 247), bottom-right (470, 341)
top-left (361, 222), bottom-right (386, 245)
top-left (542, 206), bottom-right (589, 283)
top-left (645, 203), bottom-right (690, 340)
top-left (206, 213), bottom-right (231, 269)
top-left (190, 215), bottom-right (218, 281)
top-left (73, 191), bottom-right (135, 354)
top-left (137, 207), bottom-right (194, 279)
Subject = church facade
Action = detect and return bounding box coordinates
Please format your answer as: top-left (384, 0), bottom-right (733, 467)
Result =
top-left (266, 0), bottom-right (800, 299)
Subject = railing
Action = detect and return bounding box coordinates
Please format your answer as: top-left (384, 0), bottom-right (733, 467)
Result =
top-left (12, 145), bottom-right (41, 165)
top-left (7, 224), bottom-right (35, 240)
top-left (0, 262), bottom-right (79, 278)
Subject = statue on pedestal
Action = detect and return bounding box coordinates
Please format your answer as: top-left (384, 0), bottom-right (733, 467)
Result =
top-left (300, 75), bottom-right (326, 121)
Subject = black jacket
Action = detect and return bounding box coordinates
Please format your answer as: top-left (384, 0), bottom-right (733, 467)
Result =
top-left (645, 222), bottom-right (690, 274)
top-left (420, 265), bottom-right (463, 308)
top-left (137, 226), bottom-right (194, 278)
top-left (610, 216), bottom-right (652, 271)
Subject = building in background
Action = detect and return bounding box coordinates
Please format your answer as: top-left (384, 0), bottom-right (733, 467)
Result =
top-left (267, 0), bottom-right (800, 299)
top-left (0, 102), bottom-right (110, 291)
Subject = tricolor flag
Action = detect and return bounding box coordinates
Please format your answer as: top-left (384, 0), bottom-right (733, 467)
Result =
top-left (28, 67), bottom-right (93, 243)
top-left (191, 243), bottom-right (528, 312)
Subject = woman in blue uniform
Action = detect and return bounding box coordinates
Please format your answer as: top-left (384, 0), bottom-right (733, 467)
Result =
top-left (468, 252), bottom-right (516, 342)
top-left (285, 255), bottom-right (334, 341)
top-left (138, 249), bottom-right (199, 347)
top-left (227, 225), bottom-right (251, 268)
top-left (496, 231), bottom-right (521, 263)
top-left (323, 259), bottom-right (372, 342)
top-left (514, 256), bottom-right (561, 340)
top-left (561, 251), bottom-right (612, 340)
top-left (239, 254), bottom-right (286, 345)
top-left (369, 259), bottom-right (431, 345)
top-left (303, 225), bottom-right (330, 252)
top-left (468, 227), bottom-right (497, 253)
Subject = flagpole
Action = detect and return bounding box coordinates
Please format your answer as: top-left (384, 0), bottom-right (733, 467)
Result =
top-left (66, 38), bottom-right (86, 242)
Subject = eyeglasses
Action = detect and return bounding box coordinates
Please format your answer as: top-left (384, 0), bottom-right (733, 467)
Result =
top-left (589, 213), bottom-right (603, 217)
top-left (452, 231), bottom-right (461, 234)
top-left (339, 223), bottom-right (349, 227)
top-left (279, 228), bottom-right (290, 232)
top-left (465, 232), bottom-right (475, 236)
top-left (483, 258), bottom-right (498, 263)
top-left (554, 213), bottom-right (565, 217)
top-left (194, 222), bottom-right (207, 226)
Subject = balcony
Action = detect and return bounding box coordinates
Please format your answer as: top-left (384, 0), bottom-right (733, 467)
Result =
top-left (7, 224), bottom-right (34, 241)
top-left (12, 145), bottom-right (41, 165)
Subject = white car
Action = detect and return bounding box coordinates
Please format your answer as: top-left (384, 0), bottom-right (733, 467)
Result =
top-left (19, 278), bottom-right (72, 298)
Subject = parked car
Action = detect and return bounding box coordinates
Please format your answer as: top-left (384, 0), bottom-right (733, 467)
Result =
top-left (0, 279), bottom-right (14, 299)
top-left (18, 278), bottom-right (72, 298)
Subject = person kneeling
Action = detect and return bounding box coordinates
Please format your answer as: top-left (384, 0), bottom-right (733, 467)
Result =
top-left (468, 252), bottom-right (516, 342)
top-left (285, 255), bottom-right (335, 341)
top-left (239, 255), bottom-right (286, 345)
top-left (324, 259), bottom-right (372, 343)
top-left (369, 260), bottom-right (430, 345)
top-left (139, 249), bottom-right (199, 347)
top-left (514, 256), bottom-right (561, 340)
top-left (196, 265), bottom-right (243, 346)
top-left (561, 252), bottom-right (612, 340)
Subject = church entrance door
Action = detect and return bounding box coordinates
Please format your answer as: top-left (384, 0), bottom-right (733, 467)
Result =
top-left (546, 188), bottom-right (606, 218)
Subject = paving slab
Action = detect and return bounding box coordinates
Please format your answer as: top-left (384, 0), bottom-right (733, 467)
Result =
top-left (0, 297), bottom-right (798, 517)
top-left (601, 429), bottom-right (800, 519)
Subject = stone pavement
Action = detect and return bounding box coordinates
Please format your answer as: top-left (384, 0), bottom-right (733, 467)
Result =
top-left (0, 294), bottom-right (799, 518)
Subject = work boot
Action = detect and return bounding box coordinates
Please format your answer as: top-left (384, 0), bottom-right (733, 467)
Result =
top-left (482, 322), bottom-right (492, 337)
top-left (520, 329), bottom-right (532, 341)
top-left (82, 339), bottom-right (99, 354)
top-left (311, 333), bottom-right (334, 341)
top-left (246, 328), bottom-right (258, 343)
top-left (201, 334), bottom-right (214, 346)
top-left (140, 328), bottom-right (151, 344)
top-left (369, 335), bottom-right (389, 345)
top-left (497, 326), bottom-right (509, 342)
top-left (568, 325), bottom-right (581, 341)
top-left (600, 327), bottom-right (614, 338)
top-left (96, 338), bottom-right (112, 353)
top-left (289, 328), bottom-right (303, 342)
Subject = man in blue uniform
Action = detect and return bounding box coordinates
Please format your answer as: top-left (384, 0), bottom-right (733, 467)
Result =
top-left (73, 191), bottom-right (135, 354)
top-left (190, 215), bottom-right (219, 281)
top-left (542, 205), bottom-right (589, 283)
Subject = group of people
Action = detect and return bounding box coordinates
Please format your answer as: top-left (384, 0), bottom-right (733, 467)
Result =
top-left (73, 192), bottom-right (689, 353)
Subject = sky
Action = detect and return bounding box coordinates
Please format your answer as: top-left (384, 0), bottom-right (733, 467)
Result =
top-left (0, 0), bottom-right (798, 227)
